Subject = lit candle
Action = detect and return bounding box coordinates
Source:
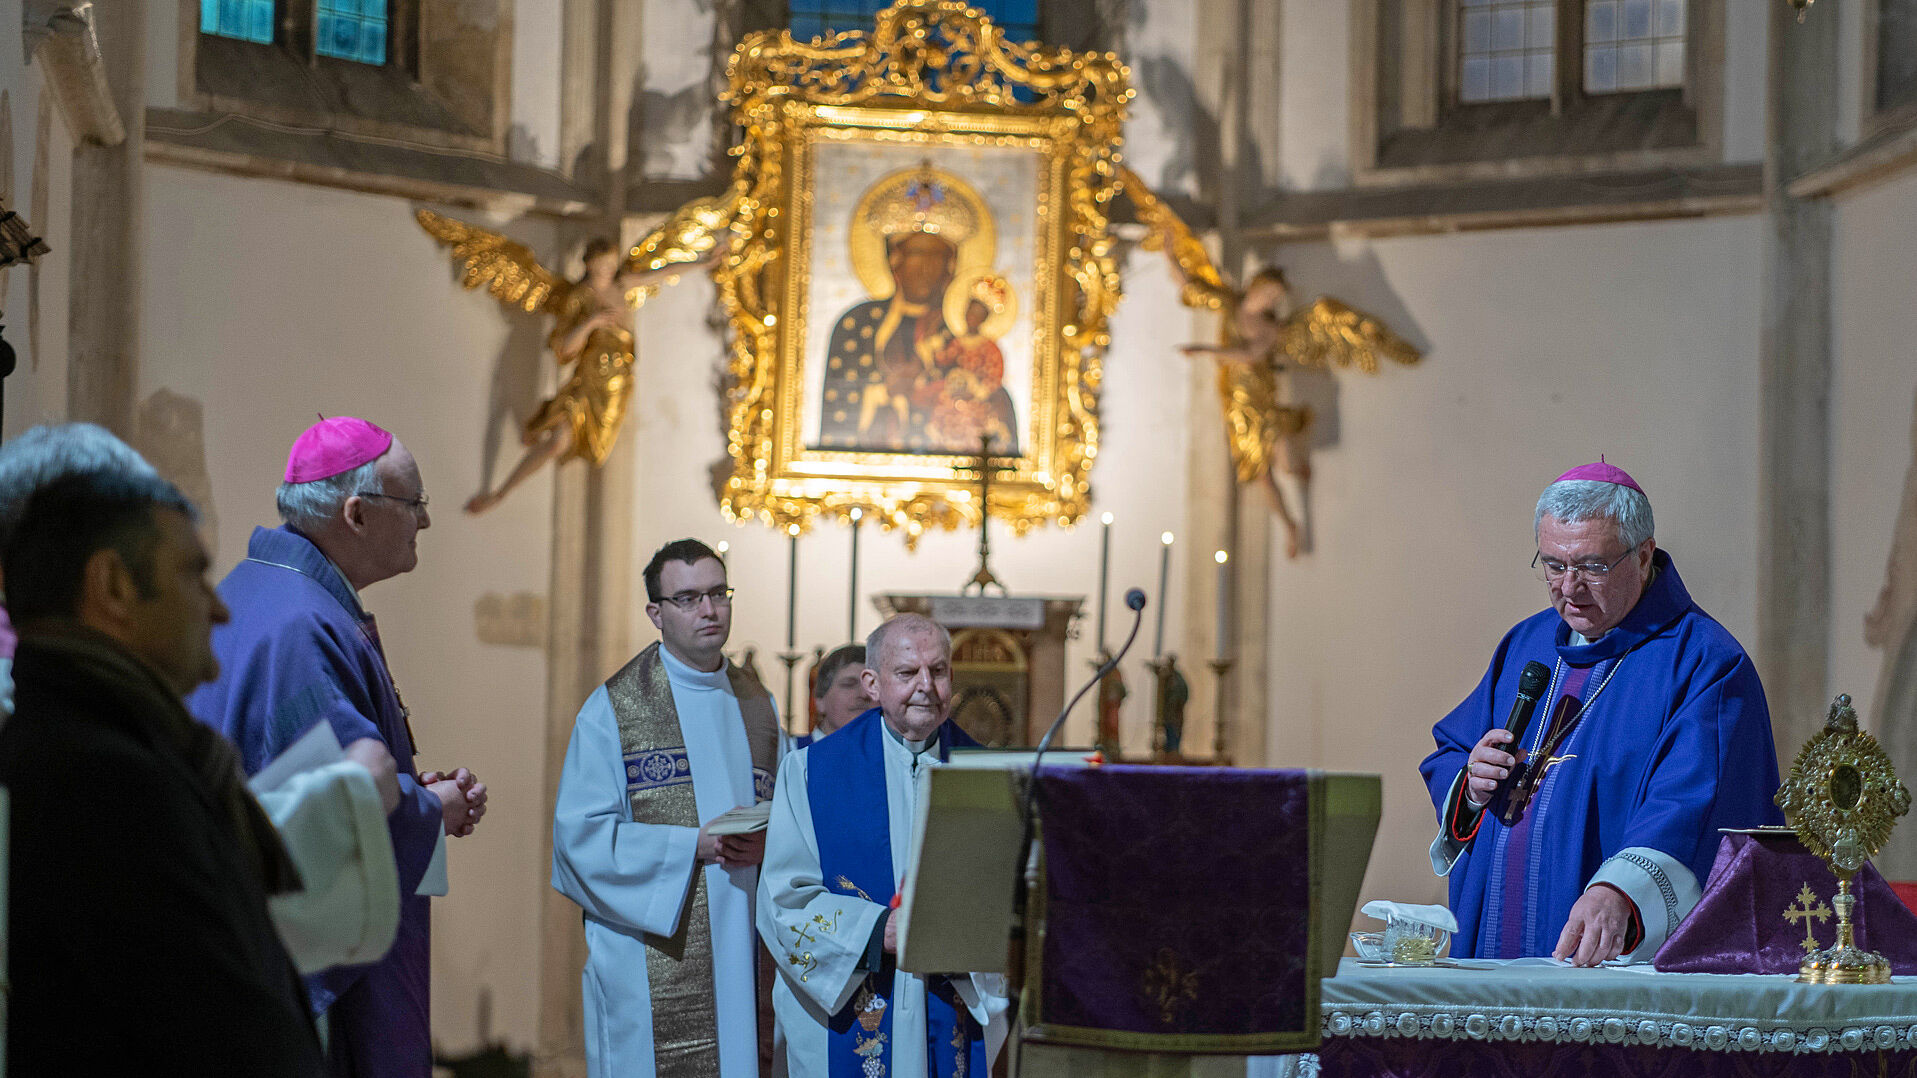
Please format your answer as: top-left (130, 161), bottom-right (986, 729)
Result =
top-left (716, 540), bottom-right (729, 561)
top-left (848, 508), bottom-right (863, 641)
top-left (1214, 549), bottom-right (1231, 662)
top-left (1153, 532), bottom-right (1173, 658)
top-left (786, 523), bottom-right (800, 650)
top-left (1096, 511), bottom-right (1114, 653)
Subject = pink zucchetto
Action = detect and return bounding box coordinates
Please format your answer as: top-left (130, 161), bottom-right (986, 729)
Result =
top-left (1553, 455), bottom-right (1644, 494)
top-left (283, 416), bottom-right (394, 484)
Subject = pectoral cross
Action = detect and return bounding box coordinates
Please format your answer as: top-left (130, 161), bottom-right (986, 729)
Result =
top-left (954, 433), bottom-right (1018, 595)
top-left (1784, 882), bottom-right (1833, 953)
top-left (1501, 754), bottom-right (1578, 824)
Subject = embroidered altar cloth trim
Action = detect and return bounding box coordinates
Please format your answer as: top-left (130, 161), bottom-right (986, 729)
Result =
top-left (1320, 958), bottom-right (1917, 1054)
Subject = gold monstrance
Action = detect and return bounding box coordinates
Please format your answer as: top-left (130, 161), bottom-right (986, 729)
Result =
top-left (1774, 694), bottom-right (1913, 984)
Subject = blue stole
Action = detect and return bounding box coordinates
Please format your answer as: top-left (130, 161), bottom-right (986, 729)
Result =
top-left (807, 709), bottom-right (985, 1078)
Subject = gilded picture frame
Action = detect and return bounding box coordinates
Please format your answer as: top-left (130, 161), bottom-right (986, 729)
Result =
top-left (705, 1), bottom-right (1131, 542)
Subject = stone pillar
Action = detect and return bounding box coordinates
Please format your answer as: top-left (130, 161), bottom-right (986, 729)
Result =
top-left (1758, 4), bottom-right (1837, 762)
top-left (65, 0), bottom-right (144, 434)
top-left (535, 0), bottom-right (645, 1071)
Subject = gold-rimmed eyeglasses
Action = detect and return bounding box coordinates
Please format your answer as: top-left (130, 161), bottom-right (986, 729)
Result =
top-left (357, 490), bottom-right (431, 513)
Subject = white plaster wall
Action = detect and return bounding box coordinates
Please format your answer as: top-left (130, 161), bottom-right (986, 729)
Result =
top-left (1116, 0), bottom-right (1201, 195)
top-left (1834, 0), bottom-right (1865, 146)
top-left (620, 244), bottom-right (1199, 753)
top-left (1831, 168), bottom-right (1917, 731)
top-left (1278, 0), bottom-right (1350, 190)
top-left (146, 0), bottom-right (183, 112)
top-left (1260, 215), bottom-right (1765, 913)
top-left (510, 0), bottom-right (565, 168)
top-left (0, 3), bottom-right (76, 431)
top-left (139, 165), bottom-right (558, 1053)
top-left (638, 2), bottom-right (719, 180)
top-left (1721, 0), bottom-right (1769, 163)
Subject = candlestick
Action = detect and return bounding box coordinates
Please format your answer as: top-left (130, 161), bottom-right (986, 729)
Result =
top-left (1153, 532), bottom-right (1173, 658)
top-left (848, 508), bottom-right (863, 642)
top-left (785, 523), bottom-right (800, 650)
top-left (1209, 656), bottom-right (1234, 764)
top-left (1214, 549), bottom-right (1230, 663)
top-left (1096, 511), bottom-right (1113, 653)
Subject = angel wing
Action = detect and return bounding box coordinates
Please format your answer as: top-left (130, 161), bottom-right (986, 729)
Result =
top-left (1117, 167), bottom-right (1231, 311)
top-left (626, 193), bottom-right (740, 275)
top-left (1280, 297), bottom-right (1422, 374)
top-left (415, 209), bottom-right (565, 314)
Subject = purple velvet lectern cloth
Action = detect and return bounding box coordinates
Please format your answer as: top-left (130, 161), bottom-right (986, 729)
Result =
top-left (1655, 831), bottom-right (1917, 974)
top-left (1026, 765), bottom-right (1317, 1053)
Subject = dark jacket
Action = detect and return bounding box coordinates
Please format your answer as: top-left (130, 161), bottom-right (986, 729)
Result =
top-left (1, 626), bottom-right (324, 1076)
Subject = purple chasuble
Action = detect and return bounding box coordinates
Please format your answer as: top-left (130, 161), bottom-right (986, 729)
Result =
top-left (189, 525), bottom-right (444, 1078)
top-left (1422, 551), bottom-right (1783, 960)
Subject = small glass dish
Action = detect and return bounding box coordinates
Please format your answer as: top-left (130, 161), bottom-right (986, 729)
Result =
top-left (1349, 931), bottom-right (1386, 961)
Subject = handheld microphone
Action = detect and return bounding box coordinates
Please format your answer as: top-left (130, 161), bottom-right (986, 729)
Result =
top-left (1498, 661), bottom-right (1553, 756)
top-left (1007, 587), bottom-right (1147, 994)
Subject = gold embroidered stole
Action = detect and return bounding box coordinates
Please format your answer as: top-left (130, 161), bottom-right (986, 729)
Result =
top-left (604, 642), bottom-right (781, 1078)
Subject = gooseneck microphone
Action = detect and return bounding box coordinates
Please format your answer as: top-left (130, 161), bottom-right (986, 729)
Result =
top-left (1007, 587), bottom-right (1147, 996)
top-left (1498, 660), bottom-right (1553, 756)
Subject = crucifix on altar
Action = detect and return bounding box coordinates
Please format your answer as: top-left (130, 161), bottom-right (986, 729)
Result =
top-left (954, 433), bottom-right (1019, 596)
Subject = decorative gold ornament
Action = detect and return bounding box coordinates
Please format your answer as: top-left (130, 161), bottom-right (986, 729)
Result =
top-left (1774, 694), bottom-right (1912, 984)
top-left (415, 210), bottom-right (717, 513)
top-left (1127, 169), bottom-right (1421, 558)
top-left (670, 0), bottom-right (1133, 542)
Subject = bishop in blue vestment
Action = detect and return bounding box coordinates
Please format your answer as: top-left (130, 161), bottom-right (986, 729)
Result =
top-left (1422, 460), bottom-right (1782, 964)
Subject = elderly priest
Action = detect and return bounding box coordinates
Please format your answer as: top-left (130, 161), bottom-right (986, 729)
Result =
top-left (1423, 460), bottom-right (1782, 965)
top-left (759, 612), bottom-right (1009, 1078)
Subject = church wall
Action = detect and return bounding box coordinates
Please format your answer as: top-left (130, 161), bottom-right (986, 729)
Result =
top-left (1830, 168), bottom-right (1917, 732)
top-left (138, 163), bottom-right (561, 1053)
top-left (1259, 214), bottom-right (1764, 909)
top-left (0, 17), bottom-right (76, 433)
top-left (1120, 0), bottom-right (1203, 195)
top-left (1278, 0), bottom-right (1351, 191)
top-left (510, 0), bottom-right (565, 170)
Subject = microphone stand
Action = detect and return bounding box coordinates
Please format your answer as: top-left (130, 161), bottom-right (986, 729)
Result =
top-left (1005, 601), bottom-right (1146, 1001)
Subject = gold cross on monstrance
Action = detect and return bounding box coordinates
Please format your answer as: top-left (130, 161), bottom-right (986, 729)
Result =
top-left (955, 434), bottom-right (1018, 596)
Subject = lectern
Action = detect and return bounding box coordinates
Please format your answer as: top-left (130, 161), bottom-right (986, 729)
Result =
top-left (898, 760), bottom-right (1381, 1076)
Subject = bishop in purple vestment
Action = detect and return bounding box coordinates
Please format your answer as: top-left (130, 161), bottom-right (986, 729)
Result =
top-left (190, 417), bottom-right (489, 1077)
top-left (1422, 461), bottom-right (1781, 965)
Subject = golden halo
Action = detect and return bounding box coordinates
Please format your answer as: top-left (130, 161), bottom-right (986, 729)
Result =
top-left (848, 165), bottom-right (996, 300)
top-left (944, 268), bottom-right (1019, 341)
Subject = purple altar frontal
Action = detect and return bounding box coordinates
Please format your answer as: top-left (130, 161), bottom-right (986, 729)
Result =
top-left (1023, 766), bottom-right (1372, 1055)
top-left (1302, 957), bottom-right (1917, 1078)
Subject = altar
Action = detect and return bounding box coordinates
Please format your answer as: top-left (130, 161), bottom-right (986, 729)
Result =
top-left (1274, 958), bottom-right (1917, 1077)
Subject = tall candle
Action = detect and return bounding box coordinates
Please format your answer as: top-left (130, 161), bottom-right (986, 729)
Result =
top-left (1096, 511), bottom-right (1113, 653)
top-left (1214, 549), bottom-right (1231, 661)
top-left (848, 508), bottom-right (863, 641)
top-left (1154, 532), bottom-right (1173, 658)
top-left (786, 523), bottom-right (800, 650)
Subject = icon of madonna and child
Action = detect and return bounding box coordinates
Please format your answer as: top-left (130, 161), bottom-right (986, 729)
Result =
top-left (812, 163), bottom-right (1024, 456)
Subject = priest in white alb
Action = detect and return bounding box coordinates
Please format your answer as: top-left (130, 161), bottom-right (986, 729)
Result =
top-left (551, 539), bottom-right (782, 1078)
top-left (759, 612), bottom-right (1009, 1078)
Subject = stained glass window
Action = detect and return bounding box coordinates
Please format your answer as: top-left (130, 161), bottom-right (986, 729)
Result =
top-left (1585, 0), bottom-right (1685, 94)
top-left (316, 0), bottom-right (389, 65)
top-left (1457, 0), bottom-right (1554, 103)
top-left (200, 0), bottom-right (275, 44)
top-left (789, 0), bottom-right (1039, 45)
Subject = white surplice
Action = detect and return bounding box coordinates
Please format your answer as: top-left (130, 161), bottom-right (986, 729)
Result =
top-left (551, 646), bottom-right (769, 1078)
top-left (757, 723), bottom-right (1009, 1078)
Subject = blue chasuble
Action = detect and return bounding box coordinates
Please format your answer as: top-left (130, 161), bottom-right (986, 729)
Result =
top-left (188, 525), bottom-right (444, 1078)
top-left (805, 708), bottom-right (984, 1078)
top-left (1420, 551), bottom-right (1784, 959)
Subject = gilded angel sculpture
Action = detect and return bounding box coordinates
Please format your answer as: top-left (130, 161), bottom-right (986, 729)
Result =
top-left (416, 202), bottom-right (727, 514)
top-left (1123, 169), bottom-right (1421, 557)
